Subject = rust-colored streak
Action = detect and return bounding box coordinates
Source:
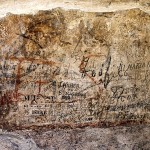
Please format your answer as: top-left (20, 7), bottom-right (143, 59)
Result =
top-left (15, 59), bottom-right (23, 96)
top-left (7, 57), bottom-right (56, 66)
top-left (0, 120), bottom-right (148, 131)
top-left (4, 56), bottom-right (58, 103)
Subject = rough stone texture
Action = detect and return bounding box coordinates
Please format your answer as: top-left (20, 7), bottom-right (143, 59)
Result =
top-left (0, 125), bottom-right (150, 150)
top-left (0, 7), bottom-right (150, 128)
top-left (0, 131), bottom-right (39, 150)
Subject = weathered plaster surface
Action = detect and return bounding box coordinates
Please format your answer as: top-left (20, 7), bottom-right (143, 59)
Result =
top-left (0, 7), bottom-right (149, 128)
top-left (0, 1), bottom-right (150, 149)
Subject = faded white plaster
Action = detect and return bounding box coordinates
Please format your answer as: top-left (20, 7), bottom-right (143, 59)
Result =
top-left (0, 0), bottom-right (149, 18)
